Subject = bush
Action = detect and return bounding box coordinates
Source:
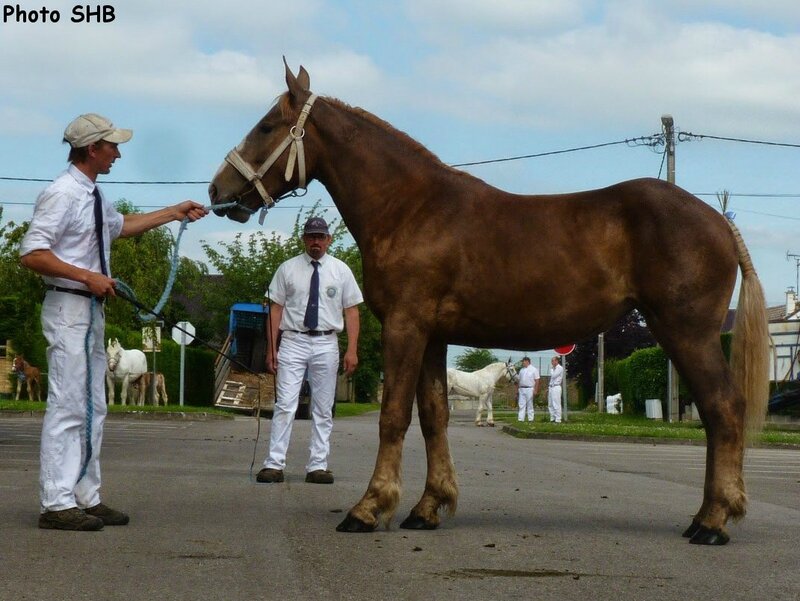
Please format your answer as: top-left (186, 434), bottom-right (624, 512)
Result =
top-left (604, 333), bottom-right (733, 415)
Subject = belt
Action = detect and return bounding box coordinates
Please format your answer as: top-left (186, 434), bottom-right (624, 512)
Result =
top-left (46, 285), bottom-right (105, 303)
top-left (519, 386), bottom-right (532, 388)
top-left (288, 329), bottom-right (335, 337)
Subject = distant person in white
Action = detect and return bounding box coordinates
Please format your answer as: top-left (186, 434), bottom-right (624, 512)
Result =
top-left (516, 356), bottom-right (539, 422)
top-left (548, 356), bottom-right (564, 423)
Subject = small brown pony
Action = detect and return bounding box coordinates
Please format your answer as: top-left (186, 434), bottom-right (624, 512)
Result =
top-left (13, 355), bottom-right (42, 402)
top-left (209, 62), bottom-right (769, 545)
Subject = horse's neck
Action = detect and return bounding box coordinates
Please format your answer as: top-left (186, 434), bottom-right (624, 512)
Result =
top-left (312, 100), bottom-right (463, 242)
top-left (477, 363), bottom-right (504, 382)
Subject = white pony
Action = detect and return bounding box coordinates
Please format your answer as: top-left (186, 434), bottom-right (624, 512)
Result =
top-left (447, 359), bottom-right (517, 427)
top-left (105, 338), bottom-right (148, 405)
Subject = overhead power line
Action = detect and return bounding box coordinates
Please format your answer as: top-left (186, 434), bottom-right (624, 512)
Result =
top-left (679, 132), bottom-right (800, 148)
top-left (0, 130), bottom-right (796, 185)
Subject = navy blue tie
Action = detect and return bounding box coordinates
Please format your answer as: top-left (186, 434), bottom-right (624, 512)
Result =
top-left (93, 187), bottom-right (108, 276)
top-left (303, 260), bottom-right (320, 330)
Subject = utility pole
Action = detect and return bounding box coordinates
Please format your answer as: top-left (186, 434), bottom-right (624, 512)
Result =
top-left (597, 333), bottom-right (605, 412)
top-left (662, 114), bottom-right (680, 423)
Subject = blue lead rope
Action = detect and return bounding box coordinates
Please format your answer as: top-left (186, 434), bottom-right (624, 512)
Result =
top-left (79, 297), bottom-right (99, 482)
top-left (78, 200), bottom-right (241, 481)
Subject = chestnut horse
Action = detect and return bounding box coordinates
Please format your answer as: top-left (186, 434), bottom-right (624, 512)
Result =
top-left (209, 63), bottom-right (769, 545)
top-left (13, 355), bottom-right (42, 402)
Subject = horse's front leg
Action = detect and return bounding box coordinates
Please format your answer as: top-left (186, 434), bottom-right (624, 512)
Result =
top-left (106, 373), bottom-right (115, 405)
top-left (15, 379), bottom-right (21, 401)
top-left (486, 390), bottom-right (495, 426)
top-left (337, 320), bottom-right (426, 533)
top-left (120, 375), bottom-right (129, 407)
top-left (400, 340), bottom-right (458, 530)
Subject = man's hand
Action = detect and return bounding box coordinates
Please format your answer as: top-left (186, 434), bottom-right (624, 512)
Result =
top-left (174, 201), bottom-right (208, 222)
top-left (266, 350), bottom-right (277, 375)
top-left (84, 271), bottom-right (117, 298)
top-left (343, 348), bottom-right (358, 376)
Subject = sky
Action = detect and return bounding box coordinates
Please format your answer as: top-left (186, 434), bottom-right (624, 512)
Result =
top-left (1, 0), bottom-right (799, 368)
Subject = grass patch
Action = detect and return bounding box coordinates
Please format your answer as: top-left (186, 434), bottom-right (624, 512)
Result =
top-left (335, 402), bottom-right (381, 418)
top-left (0, 400), bottom-right (382, 418)
top-left (494, 411), bottom-right (800, 446)
top-left (0, 400), bottom-right (232, 416)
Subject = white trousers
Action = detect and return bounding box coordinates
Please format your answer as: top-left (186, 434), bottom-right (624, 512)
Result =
top-left (40, 291), bottom-right (107, 512)
top-left (265, 332), bottom-right (339, 473)
top-left (517, 387), bottom-right (534, 421)
top-left (548, 385), bottom-right (562, 422)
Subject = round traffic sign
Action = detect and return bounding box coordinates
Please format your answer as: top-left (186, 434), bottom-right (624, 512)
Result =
top-left (554, 344), bottom-right (576, 355)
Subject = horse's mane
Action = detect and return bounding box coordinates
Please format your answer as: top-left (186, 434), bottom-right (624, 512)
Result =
top-left (278, 93), bottom-right (465, 176)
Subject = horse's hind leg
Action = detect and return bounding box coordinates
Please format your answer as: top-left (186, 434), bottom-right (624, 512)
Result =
top-left (337, 319), bottom-right (426, 533)
top-left (658, 335), bottom-right (747, 545)
top-left (401, 340), bottom-right (458, 530)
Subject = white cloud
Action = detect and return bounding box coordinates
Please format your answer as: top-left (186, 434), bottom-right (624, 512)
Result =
top-left (410, 5), bottom-right (800, 137)
top-left (405, 0), bottom-right (589, 33)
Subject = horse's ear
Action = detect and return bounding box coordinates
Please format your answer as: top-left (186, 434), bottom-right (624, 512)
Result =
top-left (284, 57), bottom-right (310, 100)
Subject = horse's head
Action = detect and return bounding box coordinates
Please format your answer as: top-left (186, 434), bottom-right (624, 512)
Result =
top-left (504, 357), bottom-right (518, 382)
top-left (209, 59), bottom-right (319, 224)
top-left (12, 355), bottom-right (23, 372)
top-left (106, 338), bottom-right (122, 372)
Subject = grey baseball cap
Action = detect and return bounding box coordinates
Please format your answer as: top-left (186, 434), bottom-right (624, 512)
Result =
top-left (303, 217), bottom-right (329, 235)
top-left (63, 113), bottom-right (133, 148)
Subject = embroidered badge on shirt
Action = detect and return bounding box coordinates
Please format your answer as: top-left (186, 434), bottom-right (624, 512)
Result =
top-left (326, 286), bottom-right (337, 298)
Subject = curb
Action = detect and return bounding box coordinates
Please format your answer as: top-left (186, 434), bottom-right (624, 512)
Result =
top-left (500, 425), bottom-right (800, 450)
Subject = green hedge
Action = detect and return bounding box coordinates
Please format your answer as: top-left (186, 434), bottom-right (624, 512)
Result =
top-left (604, 333), bottom-right (733, 415)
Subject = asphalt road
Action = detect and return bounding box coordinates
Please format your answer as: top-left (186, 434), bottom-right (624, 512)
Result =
top-left (1, 409), bottom-right (798, 601)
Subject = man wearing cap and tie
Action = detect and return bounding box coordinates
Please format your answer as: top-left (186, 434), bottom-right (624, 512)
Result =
top-left (258, 216), bottom-right (363, 484)
top-left (19, 113), bottom-right (207, 531)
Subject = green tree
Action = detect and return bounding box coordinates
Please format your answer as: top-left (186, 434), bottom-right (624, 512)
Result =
top-left (455, 348), bottom-right (498, 372)
top-left (107, 199), bottom-right (207, 332)
top-left (0, 208), bottom-right (46, 361)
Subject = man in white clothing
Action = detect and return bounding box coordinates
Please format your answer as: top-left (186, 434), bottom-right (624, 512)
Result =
top-left (548, 356), bottom-right (564, 423)
top-left (20, 113), bottom-right (207, 531)
top-left (258, 217), bottom-right (363, 484)
top-left (516, 356), bottom-right (539, 422)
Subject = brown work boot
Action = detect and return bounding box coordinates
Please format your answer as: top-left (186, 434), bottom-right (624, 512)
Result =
top-left (305, 469), bottom-right (334, 484)
top-left (85, 503), bottom-right (130, 526)
top-left (38, 507), bottom-right (104, 531)
top-left (256, 468), bottom-right (284, 483)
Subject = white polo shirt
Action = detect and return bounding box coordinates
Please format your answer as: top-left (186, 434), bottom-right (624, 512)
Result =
top-left (518, 365), bottom-right (540, 388)
top-left (267, 252), bottom-right (363, 333)
top-left (549, 363), bottom-right (564, 387)
top-left (20, 164), bottom-right (123, 290)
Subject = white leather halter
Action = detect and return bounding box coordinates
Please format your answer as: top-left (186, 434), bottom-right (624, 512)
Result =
top-left (224, 93), bottom-right (319, 218)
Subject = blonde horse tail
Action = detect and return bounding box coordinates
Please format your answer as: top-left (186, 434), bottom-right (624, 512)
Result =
top-left (727, 218), bottom-right (770, 442)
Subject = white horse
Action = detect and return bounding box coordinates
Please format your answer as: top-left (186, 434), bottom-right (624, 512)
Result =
top-left (447, 359), bottom-right (517, 426)
top-left (106, 338), bottom-right (148, 405)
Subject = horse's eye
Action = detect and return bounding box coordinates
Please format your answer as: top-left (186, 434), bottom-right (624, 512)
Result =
top-left (258, 124), bottom-right (272, 135)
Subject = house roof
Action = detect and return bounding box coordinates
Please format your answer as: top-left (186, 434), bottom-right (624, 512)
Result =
top-left (767, 304), bottom-right (788, 322)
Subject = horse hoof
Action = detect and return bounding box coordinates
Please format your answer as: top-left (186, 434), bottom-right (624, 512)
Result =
top-left (399, 513), bottom-right (438, 530)
top-left (682, 519), bottom-right (702, 538)
top-left (689, 525), bottom-right (729, 545)
top-left (336, 513), bottom-right (377, 533)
